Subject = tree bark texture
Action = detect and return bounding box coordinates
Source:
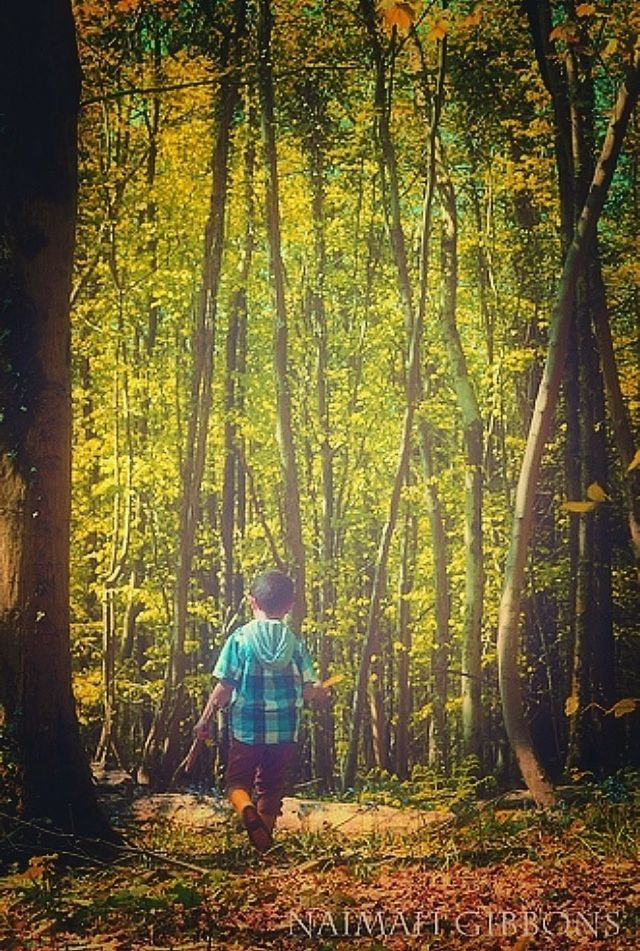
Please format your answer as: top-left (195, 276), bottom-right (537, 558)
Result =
top-left (0, 0), bottom-right (114, 842)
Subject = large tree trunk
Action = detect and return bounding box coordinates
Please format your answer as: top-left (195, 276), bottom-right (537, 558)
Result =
top-left (497, 53), bottom-right (640, 806)
top-left (567, 266), bottom-right (618, 774)
top-left (0, 0), bottom-right (115, 844)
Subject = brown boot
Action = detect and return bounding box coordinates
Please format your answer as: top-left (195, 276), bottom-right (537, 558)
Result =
top-left (259, 814), bottom-right (277, 835)
top-left (230, 789), bottom-right (272, 852)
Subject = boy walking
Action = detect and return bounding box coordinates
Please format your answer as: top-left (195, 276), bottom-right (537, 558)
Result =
top-left (195, 570), bottom-right (328, 852)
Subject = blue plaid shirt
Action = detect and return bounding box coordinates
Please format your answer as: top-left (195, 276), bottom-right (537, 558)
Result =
top-left (213, 620), bottom-right (316, 744)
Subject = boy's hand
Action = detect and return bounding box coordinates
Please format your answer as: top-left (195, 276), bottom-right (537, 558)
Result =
top-left (303, 681), bottom-right (331, 703)
top-left (194, 718), bottom-right (210, 741)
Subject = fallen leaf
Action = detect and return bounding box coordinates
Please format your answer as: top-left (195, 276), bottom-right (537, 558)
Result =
top-left (575, 2), bottom-right (596, 15)
top-left (608, 698), bottom-right (639, 718)
top-left (321, 673), bottom-right (345, 688)
top-left (565, 694), bottom-right (580, 716)
top-left (561, 500), bottom-right (599, 513)
top-left (627, 448), bottom-right (640, 472)
top-left (586, 481), bottom-right (608, 502)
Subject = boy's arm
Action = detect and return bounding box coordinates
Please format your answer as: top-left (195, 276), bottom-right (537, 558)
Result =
top-left (194, 681), bottom-right (233, 739)
top-left (195, 629), bottom-right (242, 738)
top-left (297, 641), bottom-right (330, 702)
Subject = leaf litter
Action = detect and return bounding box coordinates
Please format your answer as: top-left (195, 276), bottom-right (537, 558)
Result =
top-left (0, 791), bottom-right (638, 950)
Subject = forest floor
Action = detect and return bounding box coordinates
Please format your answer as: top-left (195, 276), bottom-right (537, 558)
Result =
top-left (0, 786), bottom-right (638, 951)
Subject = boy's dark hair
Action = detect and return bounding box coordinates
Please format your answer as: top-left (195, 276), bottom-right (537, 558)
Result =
top-left (250, 570), bottom-right (295, 616)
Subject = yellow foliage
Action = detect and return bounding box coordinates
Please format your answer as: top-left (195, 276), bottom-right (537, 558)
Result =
top-left (376, 0), bottom-right (417, 33)
top-left (428, 17), bottom-right (449, 42)
top-left (459, 6), bottom-right (483, 30)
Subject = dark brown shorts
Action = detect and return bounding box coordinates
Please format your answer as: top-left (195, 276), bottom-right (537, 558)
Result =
top-left (225, 738), bottom-right (298, 816)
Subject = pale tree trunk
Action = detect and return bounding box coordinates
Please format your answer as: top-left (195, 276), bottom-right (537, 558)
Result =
top-left (140, 5), bottom-right (244, 788)
top-left (0, 0), bottom-right (115, 844)
top-left (411, 30), bottom-right (452, 773)
top-left (257, 0), bottom-right (307, 630)
top-left (120, 44), bottom-right (164, 668)
top-left (395, 496), bottom-right (416, 779)
top-left (497, 54), bottom-right (640, 806)
top-left (418, 421), bottom-right (451, 771)
top-left (95, 353), bottom-right (132, 769)
top-left (435, 144), bottom-right (484, 764)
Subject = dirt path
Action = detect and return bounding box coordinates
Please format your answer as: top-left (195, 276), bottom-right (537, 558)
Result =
top-left (128, 792), bottom-right (450, 837)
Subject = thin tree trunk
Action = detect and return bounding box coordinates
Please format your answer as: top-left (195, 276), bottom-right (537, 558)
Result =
top-left (140, 4), bottom-right (244, 788)
top-left (222, 108), bottom-right (255, 623)
top-left (497, 54), bottom-right (640, 806)
top-left (411, 27), bottom-right (452, 773)
top-left (95, 343), bottom-right (133, 769)
top-left (435, 144), bottom-right (484, 764)
top-left (121, 39), bottom-right (164, 674)
top-left (395, 495), bottom-right (415, 779)
top-left (257, 0), bottom-right (307, 629)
